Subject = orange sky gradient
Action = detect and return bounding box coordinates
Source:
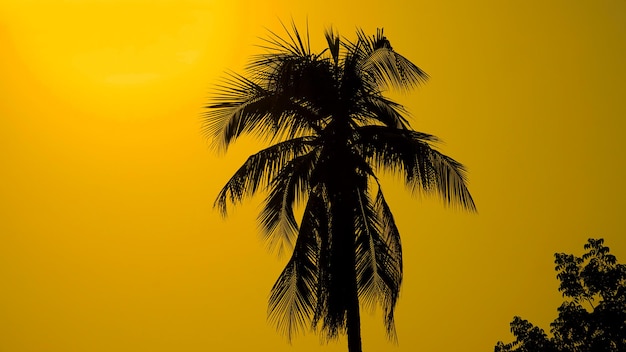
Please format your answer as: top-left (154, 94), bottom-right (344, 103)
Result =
top-left (1, 1), bottom-right (625, 351)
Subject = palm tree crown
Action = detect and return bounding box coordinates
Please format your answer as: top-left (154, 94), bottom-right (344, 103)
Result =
top-left (204, 22), bottom-right (476, 352)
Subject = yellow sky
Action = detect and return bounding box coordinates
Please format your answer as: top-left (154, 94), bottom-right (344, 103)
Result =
top-left (1, 1), bottom-right (625, 351)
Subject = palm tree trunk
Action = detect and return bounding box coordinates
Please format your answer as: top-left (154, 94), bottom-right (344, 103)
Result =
top-left (324, 121), bottom-right (364, 352)
top-left (334, 188), bottom-right (364, 352)
top-left (330, 199), bottom-right (362, 352)
top-left (328, 192), bottom-right (363, 352)
top-left (345, 245), bottom-right (363, 352)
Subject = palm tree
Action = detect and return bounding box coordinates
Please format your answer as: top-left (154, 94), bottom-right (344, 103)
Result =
top-left (204, 22), bottom-right (476, 352)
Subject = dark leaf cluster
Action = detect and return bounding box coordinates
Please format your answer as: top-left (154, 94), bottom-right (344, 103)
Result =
top-left (495, 238), bottom-right (626, 352)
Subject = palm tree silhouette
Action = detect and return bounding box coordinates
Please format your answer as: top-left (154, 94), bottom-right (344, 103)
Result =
top-left (205, 22), bottom-right (476, 352)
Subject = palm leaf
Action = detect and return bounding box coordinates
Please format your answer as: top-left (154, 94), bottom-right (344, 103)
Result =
top-left (353, 184), bottom-right (403, 341)
top-left (258, 147), bottom-right (321, 255)
top-left (268, 189), bottom-right (326, 340)
top-left (214, 137), bottom-right (314, 215)
top-left (267, 223), bottom-right (319, 340)
top-left (350, 28), bottom-right (429, 92)
top-left (324, 27), bottom-right (340, 65)
top-left (205, 72), bottom-right (321, 151)
top-left (357, 125), bottom-right (476, 211)
top-left (373, 187), bottom-right (403, 340)
top-left (427, 149), bottom-right (477, 211)
top-left (360, 94), bottom-right (411, 129)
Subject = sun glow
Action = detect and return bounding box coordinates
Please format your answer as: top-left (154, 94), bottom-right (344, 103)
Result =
top-left (2, 0), bottom-right (247, 119)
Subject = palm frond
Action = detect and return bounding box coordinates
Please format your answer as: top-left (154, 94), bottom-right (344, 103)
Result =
top-left (245, 55), bottom-right (338, 131)
top-left (354, 184), bottom-right (403, 341)
top-left (204, 72), bottom-right (321, 151)
top-left (373, 187), bottom-right (403, 340)
top-left (268, 189), bottom-right (327, 340)
top-left (214, 137), bottom-right (314, 215)
top-left (258, 148), bottom-right (321, 255)
top-left (427, 150), bottom-right (477, 211)
top-left (324, 27), bottom-right (340, 65)
top-left (354, 184), bottom-right (382, 307)
top-left (357, 125), bottom-right (476, 211)
top-left (349, 28), bottom-right (429, 92)
top-left (302, 187), bottom-right (331, 333)
top-left (359, 95), bottom-right (411, 129)
top-left (259, 19), bottom-right (312, 58)
top-left (204, 72), bottom-right (267, 150)
top-left (268, 220), bottom-right (319, 340)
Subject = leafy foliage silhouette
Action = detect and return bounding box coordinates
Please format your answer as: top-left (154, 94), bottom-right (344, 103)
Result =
top-left (495, 238), bottom-right (626, 352)
top-left (205, 21), bottom-right (476, 352)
